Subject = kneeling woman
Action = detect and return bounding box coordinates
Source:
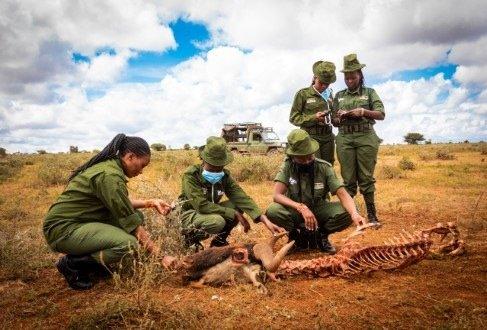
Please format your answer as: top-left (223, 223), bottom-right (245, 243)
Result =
top-left (43, 134), bottom-right (174, 290)
top-left (266, 129), bottom-right (367, 253)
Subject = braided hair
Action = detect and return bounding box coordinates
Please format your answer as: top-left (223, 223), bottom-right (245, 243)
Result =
top-left (68, 133), bottom-right (151, 181)
top-left (358, 69), bottom-right (365, 92)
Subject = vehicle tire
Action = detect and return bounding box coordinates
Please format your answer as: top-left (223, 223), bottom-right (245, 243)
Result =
top-left (266, 148), bottom-right (279, 156)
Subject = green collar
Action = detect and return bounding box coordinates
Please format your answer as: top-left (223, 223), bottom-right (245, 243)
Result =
top-left (307, 85), bottom-right (320, 97)
top-left (345, 87), bottom-right (362, 95)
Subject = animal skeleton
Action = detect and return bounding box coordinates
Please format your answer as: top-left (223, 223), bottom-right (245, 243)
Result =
top-left (173, 222), bottom-right (464, 293)
top-left (277, 222), bottom-right (465, 278)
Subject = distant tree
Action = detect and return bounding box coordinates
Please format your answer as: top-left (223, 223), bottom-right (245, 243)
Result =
top-left (464, 140), bottom-right (469, 144)
top-left (0, 147), bottom-right (6, 157)
top-left (183, 143), bottom-right (190, 150)
top-left (37, 150), bottom-right (47, 154)
top-left (69, 145), bottom-right (79, 153)
top-left (92, 149), bottom-right (100, 153)
top-left (404, 132), bottom-right (425, 145)
top-left (151, 143), bottom-right (166, 151)
top-left (425, 139), bottom-right (432, 145)
top-left (378, 138), bottom-right (384, 144)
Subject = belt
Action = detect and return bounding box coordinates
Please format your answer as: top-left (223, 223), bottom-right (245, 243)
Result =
top-left (303, 125), bottom-right (332, 135)
top-left (339, 123), bottom-right (373, 134)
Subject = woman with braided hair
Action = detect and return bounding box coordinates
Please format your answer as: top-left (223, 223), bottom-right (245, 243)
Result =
top-left (43, 134), bottom-right (174, 290)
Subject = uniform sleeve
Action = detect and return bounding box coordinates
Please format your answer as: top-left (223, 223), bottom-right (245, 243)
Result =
top-left (92, 174), bottom-right (142, 234)
top-left (225, 175), bottom-right (262, 221)
top-left (289, 91), bottom-right (318, 127)
top-left (324, 166), bottom-right (344, 195)
top-left (369, 88), bottom-right (385, 115)
top-left (274, 161), bottom-right (290, 185)
top-left (182, 173), bottom-right (236, 220)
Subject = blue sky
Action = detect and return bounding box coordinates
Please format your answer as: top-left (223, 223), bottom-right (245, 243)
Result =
top-left (123, 20), bottom-right (210, 83)
top-left (1, 1), bottom-right (486, 152)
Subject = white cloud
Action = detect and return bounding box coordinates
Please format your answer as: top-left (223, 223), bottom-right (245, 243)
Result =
top-left (2, 0), bottom-right (487, 152)
top-left (3, 47), bottom-right (486, 153)
top-left (454, 65), bottom-right (487, 87)
top-left (375, 74), bottom-right (486, 143)
top-left (81, 50), bottom-right (135, 87)
top-left (0, 0), bottom-right (176, 101)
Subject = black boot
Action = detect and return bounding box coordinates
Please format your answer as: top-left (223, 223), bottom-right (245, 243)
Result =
top-left (317, 230), bottom-right (336, 254)
top-left (288, 229), bottom-right (308, 252)
top-left (183, 232), bottom-right (204, 251)
top-left (56, 255), bottom-right (96, 290)
top-left (365, 201), bottom-right (382, 228)
top-left (210, 220), bottom-right (235, 247)
top-left (305, 229), bottom-right (319, 250)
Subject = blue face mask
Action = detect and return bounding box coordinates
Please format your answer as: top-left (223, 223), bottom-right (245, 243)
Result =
top-left (202, 170), bottom-right (225, 184)
top-left (320, 88), bottom-right (332, 101)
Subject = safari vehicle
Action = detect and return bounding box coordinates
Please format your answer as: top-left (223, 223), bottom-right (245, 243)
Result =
top-left (221, 122), bottom-right (286, 155)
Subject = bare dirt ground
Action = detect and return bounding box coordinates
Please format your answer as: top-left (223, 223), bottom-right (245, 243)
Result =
top-left (0, 144), bottom-right (486, 329)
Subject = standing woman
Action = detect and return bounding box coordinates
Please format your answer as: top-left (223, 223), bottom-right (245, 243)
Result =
top-left (290, 60), bottom-right (337, 164)
top-left (43, 134), bottom-right (174, 290)
top-left (333, 54), bottom-right (385, 226)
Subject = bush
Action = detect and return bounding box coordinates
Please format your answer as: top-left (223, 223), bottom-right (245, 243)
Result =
top-left (37, 154), bottom-right (89, 186)
top-left (419, 152), bottom-right (434, 161)
top-left (69, 145), bottom-right (79, 153)
top-left (436, 149), bottom-right (455, 160)
top-left (228, 155), bottom-right (281, 182)
top-left (151, 143), bottom-right (166, 151)
top-left (377, 165), bottom-right (404, 179)
top-left (0, 147), bottom-right (6, 157)
top-left (398, 157), bottom-right (416, 171)
top-left (404, 132), bottom-right (425, 145)
top-left (37, 150), bottom-right (47, 154)
top-left (0, 158), bottom-right (24, 182)
top-left (0, 227), bottom-right (53, 281)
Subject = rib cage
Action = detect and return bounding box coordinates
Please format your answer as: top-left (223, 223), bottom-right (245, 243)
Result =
top-left (277, 222), bottom-right (465, 278)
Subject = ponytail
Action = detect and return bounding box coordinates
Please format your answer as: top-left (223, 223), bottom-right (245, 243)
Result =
top-left (358, 70), bottom-right (365, 93)
top-left (68, 133), bottom-right (150, 181)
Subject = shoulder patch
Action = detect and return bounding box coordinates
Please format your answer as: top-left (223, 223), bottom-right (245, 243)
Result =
top-left (306, 98), bottom-right (316, 104)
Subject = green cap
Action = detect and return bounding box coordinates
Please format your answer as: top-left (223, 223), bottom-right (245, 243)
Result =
top-left (341, 53), bottom-right (366, 73)
top-left (200, 136), bottom-right (234, 166)
top-left (285, 129), bottom-right (319, 156)
top-left (312, 60), bottom-right (336, 84)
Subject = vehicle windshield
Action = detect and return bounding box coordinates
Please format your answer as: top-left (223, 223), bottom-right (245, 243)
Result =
top-left (262, 131), bottom-right (280, 141)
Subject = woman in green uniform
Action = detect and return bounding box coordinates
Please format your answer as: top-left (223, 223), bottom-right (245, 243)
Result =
top-left (43, 134), bottom-right (174, 290)
top-left (266, 129), bottom-right (367, 253)
top-left (179, 136), bottom-right (284, 249)
top-left (332, 54), bottom-right (385, 226)
top-left (289, 60), bottom-right (336, 164)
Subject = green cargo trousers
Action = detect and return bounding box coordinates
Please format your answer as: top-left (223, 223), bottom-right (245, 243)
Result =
top-left (181, 200), bottom-right (238, 241)
top-left (51, 222), bottom-right (138, 265)
top-left (265, 201), bottom-right (352, 233)
top-left (335, 131), bottom-right (380, 201)
top-left (311, 133), bottom-right (335, 165)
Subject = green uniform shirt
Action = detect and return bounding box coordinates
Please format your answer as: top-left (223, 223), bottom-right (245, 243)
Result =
top-left (43, 159), bottom-right (143, 244)
top-left (333, 86), bottom-right (385, 126)
top-left (274, 158), bottom-right (344, 207)
top-left (290, 86), bottom-right (333, 135)
top-left (179, 164), bottom-right (262, 221)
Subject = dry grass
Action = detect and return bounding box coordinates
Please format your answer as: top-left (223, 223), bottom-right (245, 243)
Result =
top-left (0, 143), bottom-right (486, 328)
